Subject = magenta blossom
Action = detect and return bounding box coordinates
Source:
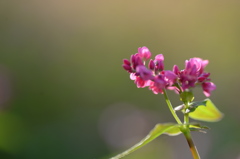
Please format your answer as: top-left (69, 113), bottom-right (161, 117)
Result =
top-left (138, 46), bottom-right (151, 60)
top-left (149, 75), bottom-right (166, 94)
top-left (148, 71), bottom-right (177, 94)
top-left (154, 54), bottom-right (164, 71)
top-left (122, 47), bottom-right (177, 94)
top-left (163, 70), bottom-right (177, 86)
top-left (174, 57), bottom-right (215, 96)
top-left (122, 47), bottom-right (216, 97)
top-left (131, 74), bottom-right (151, 88)
top-left (202, 82), bottom-right (216, 97)
top-left (136, 65), bottom-right (154, 81)
top-left (183, 58), bottom-right (208, 77)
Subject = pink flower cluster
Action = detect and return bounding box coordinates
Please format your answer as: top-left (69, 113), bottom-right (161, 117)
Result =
top-left (122, 46), bottom-right (216, 97)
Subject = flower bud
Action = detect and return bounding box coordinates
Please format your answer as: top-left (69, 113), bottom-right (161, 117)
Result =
top-left (138, 46), bottom-right (151, 60)
top-left (154, 54), bottom-right (164, 71)
top-left (122, 64), bottom-right (132, 72)
top-left (148, 59), bottom-right (155, 70)
top-left (173, 65), bottom-right (180, 75)
top-left (123, 59), bottom-right (131, 65)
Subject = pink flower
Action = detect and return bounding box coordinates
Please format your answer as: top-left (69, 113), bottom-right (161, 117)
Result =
top-left (136, 65), bottom-right (154, 81)
top-left (154, 54), bottom-right (164, 71)
top-left (122, 47), bottom-right (216, 97)
top-left (149, 75), bottom-right (166, 94)
top-left (179, 57), bottom-right (210, 90)
top-left (155, 54), bottom-right (164, 61)
top-left (122, 53), bottom-right (144, 73)
top-left (148, 71), bottom-right (177, 94)
top-left (131, 53), bottom-right (143, 70)
top-left (185, 58), bottom-right (209, 75)
top-left (138, 46), bottom-right (151, 60)
top-left (202, 82), bottom-right (216, 97)
top-left (148, 59), bottom-right (155, 70)
top-left (198, 72), bottom-right (210, 82)
top-left (174, 57), bottom-right (216, 96)
top-left (122, 59), bottom-right (132, 72)
top-left (163, 70), bottom-right (177, 86)
top-left (173, 65), bottom-right (180, 75)
top-left (130, 73), bottom-right (151, 88)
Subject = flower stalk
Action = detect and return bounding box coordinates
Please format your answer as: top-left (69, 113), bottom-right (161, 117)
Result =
top-left (182, 104), bottom-right (201, 159)
top-left (183, 130), bottom-right (201, 159)
top-left (163, 89), bottom-right (182, 125)
top-left (163, 89), bottom-right (200, 159)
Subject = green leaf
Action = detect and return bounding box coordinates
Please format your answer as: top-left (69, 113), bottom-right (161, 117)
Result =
top-left (110, 123), bottom-right (181, 159)
top-left (186, 100), bottom-right (208, 113)
top-left (189, 123), bottom-right (210, 133)
top-left (189, 123), bottom-right (210, 129)
top-left (189, 99), bottom-right (224, 122)
top-left (190, 100), bottom-right (207, 108)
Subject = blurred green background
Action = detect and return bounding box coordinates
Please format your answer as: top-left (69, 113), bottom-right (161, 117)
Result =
top-left (0, 0), bottom-right (240, 159)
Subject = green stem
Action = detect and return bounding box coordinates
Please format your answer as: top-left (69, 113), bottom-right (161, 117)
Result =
top-left (163, 89), bottom-right (182, 125)
top-left (183, 130), bottom-right (201, 159)
top-left (183, 103), bottom-right (201, 159)
top-left (184, 112), bottom-right (189, 125)
top-left (163, 89), bottom-right (200, 159)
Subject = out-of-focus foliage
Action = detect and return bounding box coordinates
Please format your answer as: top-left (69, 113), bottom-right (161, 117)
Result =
top-left (0, 0), bottom-right (240, 158)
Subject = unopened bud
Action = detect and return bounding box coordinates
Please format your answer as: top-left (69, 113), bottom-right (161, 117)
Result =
top-left (123, 59), bottom-right (131, 65)
top-left (122, 64), bottom-right (132, 72)
top-left (148, 59), bottom-right (155, 70)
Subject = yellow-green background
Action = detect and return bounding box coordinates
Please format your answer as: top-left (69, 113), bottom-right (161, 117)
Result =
top-left (0, 1), bottom-right (239, 159)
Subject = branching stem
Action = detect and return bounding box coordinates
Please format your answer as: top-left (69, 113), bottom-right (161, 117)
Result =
top-left (163, 89), bottom-right (201, 159)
